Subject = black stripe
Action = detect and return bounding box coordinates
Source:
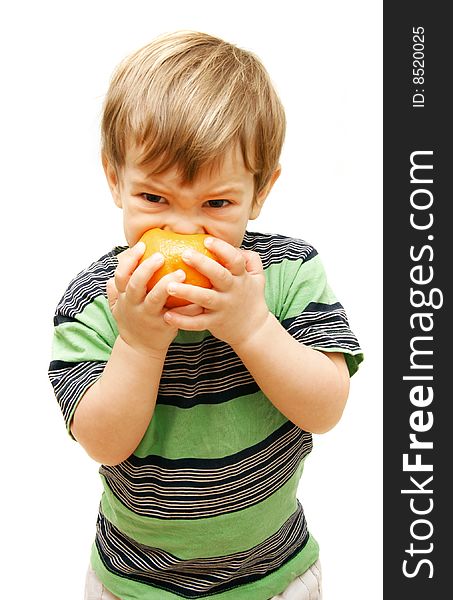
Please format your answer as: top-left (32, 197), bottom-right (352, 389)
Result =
top-left (53, 314), bottom-right (77, 326)
top-left (242, 231), bottom-right (318, 268)
top-left (99, 422), bottom-right (312, 519)
top-left (49, 359), bottom-right (80, 370)
top-left (157, 380), bottom-right (259, 408)
top-left (299, 300), bottom-right (344, 313)
top-left (48, 360), bottom-right (106, 425)
top-left (95, 504), bottom-right (309, 597)
top-left (55, 250), bottom-right (118, 319)
top-left (122, 419), bottom-right (296, 470)
top-left (281, 302), bottom-right (363, 353)
top-left (157, 337), bottom-right (259, 408)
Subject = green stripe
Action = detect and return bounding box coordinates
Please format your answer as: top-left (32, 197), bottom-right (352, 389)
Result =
top-left (91, 533), bottom-right (318, 600)
top-left (52, 296), bottom-right (117, 362)
top-left (100, 460), bottom-right (306, 558)
top-left (51, 255), bottom-right (340, 363)
top-left (134, 391), bottom-right (287, 459)
top-left (344, 350), bottom-right (364, 376)
top-left (264, 255), bottom-right (337, 320)
top-left (174, 329), bottom-right (212, 344)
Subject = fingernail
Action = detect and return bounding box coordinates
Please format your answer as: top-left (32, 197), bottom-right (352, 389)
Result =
top-left (153, 252), bottom-right (164, 264)
top-left (175, 269), bottom-right (186, 280)
top-left (182, 249), bottom-right (193, 261)
top-left (204, 237), bottom-right (214, 248)
top-left (135, 241), bottom-right (146, 253)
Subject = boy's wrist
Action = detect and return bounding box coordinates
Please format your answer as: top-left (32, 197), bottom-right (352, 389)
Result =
top-left (229, 310), bottom-right (276, 356)
top-left (116, 334), bottom-right (169, 364)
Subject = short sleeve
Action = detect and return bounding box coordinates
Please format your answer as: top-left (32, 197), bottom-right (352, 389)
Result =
top-left (258, 234), bottom-right (364, 376)
top-left (48, 251), bottom-right (120, 436)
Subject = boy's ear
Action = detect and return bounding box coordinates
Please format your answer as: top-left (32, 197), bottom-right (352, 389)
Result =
top-left (102, 153), bottom-right (123, 208)
top-left (249, 164), bottom-right (282, 220)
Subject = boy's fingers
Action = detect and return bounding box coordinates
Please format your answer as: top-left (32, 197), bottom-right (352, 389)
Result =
top-left (167, 282), bottom-right (216, 309)
top-left (240, 249), bottom-right (264, 274)
top-left (106, 278), bottom-right (119, 310)
top-left (171, 303), bottom-right (204, 316)
top-left (114, 242), bottom-right (146, 293)
top-left (164, 310), bottom-right (208, 331)
top-left (204, 237), bottom-right (246, 276)
top-left (182, 249), bottom-right (232, 291)
top-left (125, 252), bottom-right (164, 303)
top-left (144, 269), bottom-right (187, 309)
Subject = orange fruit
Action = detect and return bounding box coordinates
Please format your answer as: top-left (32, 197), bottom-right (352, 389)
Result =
top-left (138, 228), bottom-right (219, 308)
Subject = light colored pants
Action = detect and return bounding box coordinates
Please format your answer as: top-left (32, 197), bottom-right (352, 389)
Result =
top-left (84, 565), bottom-right (120, 600)
top-left (84, 559), bottom-right (322, 600)
top-left (270, 560), bottom-right (322, 599)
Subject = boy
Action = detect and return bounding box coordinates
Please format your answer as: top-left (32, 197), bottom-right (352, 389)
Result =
top-left (49, 31), bottom-right (363, 600)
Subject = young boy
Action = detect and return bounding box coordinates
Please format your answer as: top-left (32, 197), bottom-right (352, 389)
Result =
top-left (49, 31), bottom-right (363, 600)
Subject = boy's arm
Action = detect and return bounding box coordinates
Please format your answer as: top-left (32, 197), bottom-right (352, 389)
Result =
top-left (71, 337), bottom-right (166, 465)
top-left (230, 314), bottom-right (350, 433)
top-left (162, 238), bottom-right (354, 434)
top-left (70, 243), bottom-right (190, 465)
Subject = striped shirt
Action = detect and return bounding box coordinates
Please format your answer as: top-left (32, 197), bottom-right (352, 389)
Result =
top-left (49, 231), bottom-right (363, 599)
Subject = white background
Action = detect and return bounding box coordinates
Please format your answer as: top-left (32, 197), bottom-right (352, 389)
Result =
top-left (1, 1), bottom-right (382, 598)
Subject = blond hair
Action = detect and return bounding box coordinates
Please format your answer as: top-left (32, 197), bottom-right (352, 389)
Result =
top-left (101, 31), bottom-right (286, 198)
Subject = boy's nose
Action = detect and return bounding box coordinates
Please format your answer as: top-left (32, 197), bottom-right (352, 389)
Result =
top-left (162, 221), bottom-right (206, 235)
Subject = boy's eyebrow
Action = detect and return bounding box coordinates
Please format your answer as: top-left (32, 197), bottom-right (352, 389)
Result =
top-left (130, 179), bottom-right (245, 196)
top-left (203, 185), bottom-right (245, 196)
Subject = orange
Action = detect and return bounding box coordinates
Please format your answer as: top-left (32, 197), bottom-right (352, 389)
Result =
top-left (138, 228), bottom-right (219, 308)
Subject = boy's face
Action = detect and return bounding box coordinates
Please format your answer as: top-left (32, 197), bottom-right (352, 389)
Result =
top-left (104, 144), bottom-right (280, 248)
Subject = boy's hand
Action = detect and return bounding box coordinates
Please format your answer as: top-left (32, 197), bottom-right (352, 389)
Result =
top-left (162, 237), bottom-right (270, 347)
top-left (107, 242), bottom-right (194, 356)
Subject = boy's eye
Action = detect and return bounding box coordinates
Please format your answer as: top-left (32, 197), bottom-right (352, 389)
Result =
top-left (205, 199), bottom-right (230, 208)
top-left (142, 193), bottom-right (165, 203)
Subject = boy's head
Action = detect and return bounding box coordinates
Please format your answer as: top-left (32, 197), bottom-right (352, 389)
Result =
top-left (101, 31), bottom-right (285, 246)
